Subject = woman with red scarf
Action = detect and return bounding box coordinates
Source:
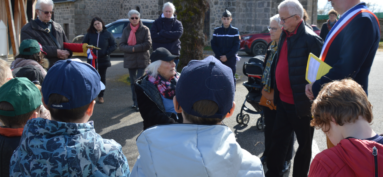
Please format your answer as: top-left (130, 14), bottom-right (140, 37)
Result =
top-left (120, 10), bottom-right (152, 111)
top-left (320, 9), bottom-right (338, 40)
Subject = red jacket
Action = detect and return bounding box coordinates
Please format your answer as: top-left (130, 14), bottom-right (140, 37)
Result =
top-left (309, 138), bottom-right (383, 177)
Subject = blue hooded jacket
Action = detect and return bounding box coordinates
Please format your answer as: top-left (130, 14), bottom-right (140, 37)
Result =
top-left (9, 118), bottom-right (130, 177)
top-left (131, 124), bottom-right (264, 177)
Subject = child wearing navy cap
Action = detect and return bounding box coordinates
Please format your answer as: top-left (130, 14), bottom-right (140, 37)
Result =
top-left (9, 60), bottom-right (130, 177)
top-left (131, 56), bottom-right (264, 177)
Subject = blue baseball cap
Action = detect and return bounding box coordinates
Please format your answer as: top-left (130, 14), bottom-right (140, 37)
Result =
top-left (42, 59), bottom-right (105, 109)
top-left (176, 56), bottom-right (235, 119)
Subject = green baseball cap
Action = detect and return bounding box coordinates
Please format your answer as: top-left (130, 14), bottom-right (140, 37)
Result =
top-left (19, 39), bottom-right (47, 55)
top-left (0, 77), bottom-right (42, 116)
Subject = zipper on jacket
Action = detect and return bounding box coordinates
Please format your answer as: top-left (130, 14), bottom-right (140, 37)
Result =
top-left (373, 146), bottom-right (378, 177)
top-left (96, 32), bottom-right (100, 67)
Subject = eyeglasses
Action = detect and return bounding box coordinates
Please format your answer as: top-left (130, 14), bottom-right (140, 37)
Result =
top-left (130, 17), bottom-right (139, 20)
top-left (268, 26), bottom-right (278, 32)
top-left (279, 14), bottom-right (296, 23)
top-left (39, 9), bottom-right (54, 15)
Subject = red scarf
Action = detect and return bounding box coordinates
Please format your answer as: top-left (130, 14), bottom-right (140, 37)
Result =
top-left (127, 23), bottom-right (139, 46)
top-left (148, 73), bottom-right (179, 99)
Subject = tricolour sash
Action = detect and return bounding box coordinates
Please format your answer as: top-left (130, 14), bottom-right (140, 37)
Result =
top-left (320, 3), bottom-right (380, 62)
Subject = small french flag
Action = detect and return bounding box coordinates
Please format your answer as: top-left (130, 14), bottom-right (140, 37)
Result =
top-left (87, 48), bottom-right (97, 69)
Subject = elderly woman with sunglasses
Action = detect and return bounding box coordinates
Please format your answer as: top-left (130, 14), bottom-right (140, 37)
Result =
top-left (120, 9), bottom-right (152, 110)
top-left (259, 14), bottom-right (294, 173)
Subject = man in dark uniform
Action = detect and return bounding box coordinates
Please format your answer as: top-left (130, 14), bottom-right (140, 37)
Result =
top-left (211, 9), bottom-right (240, 78)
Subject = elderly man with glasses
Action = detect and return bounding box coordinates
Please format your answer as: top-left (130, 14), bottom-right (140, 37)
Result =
top-left (150, 2), bottom-right (183, 69)
top-left (265, 0), bottom-right (323, 177)
top-left (20, 0), bottom-right (71, 68)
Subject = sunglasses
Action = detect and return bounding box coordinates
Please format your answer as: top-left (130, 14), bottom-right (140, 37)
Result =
top-left (130, 17), bottom-right (139, 20)
top-left (39, 9), bottom-right (54, 15)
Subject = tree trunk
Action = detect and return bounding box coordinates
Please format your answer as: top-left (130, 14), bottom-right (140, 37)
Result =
top-left (173, 0), bottom-right (208, 69)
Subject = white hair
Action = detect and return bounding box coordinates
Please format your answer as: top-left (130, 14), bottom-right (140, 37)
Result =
top-left (0, 59), bottom-right (12, 87)
top-left (145, 60), bottom-right (162, 78)
top-left (128, 10), bottom-right (140, 18)
top-left (278, 0), bottom-right (304, 19)
top-left (270, 14), bottom-right (283, 28)
top-left (35, 0), bottom-right (54, 10)
top-left (163, 2), bottom-right (176, 13)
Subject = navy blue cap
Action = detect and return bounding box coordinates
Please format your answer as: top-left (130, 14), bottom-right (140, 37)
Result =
top-left (176, 56), bottom-right (235, 119)
top-left (13, 65), bottom-right (44, 85)
top-left (42, 59), bottom-right (105, 109)
top-left (222, 9), bottom-right (232, 17)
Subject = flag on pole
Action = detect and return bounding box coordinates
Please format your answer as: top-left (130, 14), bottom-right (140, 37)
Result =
top-left (87, 48), bottom-right (97, 69)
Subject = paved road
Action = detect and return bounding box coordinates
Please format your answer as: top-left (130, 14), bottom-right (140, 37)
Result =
top-left (88, 51), bottom-right (383, 176)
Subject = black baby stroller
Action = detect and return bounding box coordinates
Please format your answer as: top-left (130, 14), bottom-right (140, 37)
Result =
top-left (236, 55), bottom-right (265, 130)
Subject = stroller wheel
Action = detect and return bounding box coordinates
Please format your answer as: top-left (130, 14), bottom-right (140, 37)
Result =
top-left (242, 114), bottom-right (250, 126)
top-left (236, 114), bottom-right (243, 124)
top-left (256, 115), bottom-right (265, 131)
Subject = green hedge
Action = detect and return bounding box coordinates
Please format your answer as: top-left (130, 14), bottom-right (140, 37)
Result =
top-left (376, 12), bottom-right (383, 19)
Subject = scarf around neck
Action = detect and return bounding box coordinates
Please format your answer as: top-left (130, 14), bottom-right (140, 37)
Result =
top-left (128, 23), bottom-right (139, 46)
top-left (327, 19), bottom-right (337, 30)
top-left (262, 41), bottom-right (278, 92)
top-left (148, 73), bottom-right (179, 99)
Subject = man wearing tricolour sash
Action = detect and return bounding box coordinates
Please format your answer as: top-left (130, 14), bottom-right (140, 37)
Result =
top-left (305, 0), bottom-right (380, 100)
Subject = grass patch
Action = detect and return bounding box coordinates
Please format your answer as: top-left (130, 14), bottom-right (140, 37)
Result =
top-left (378, 42), bottom-right (383, 51)
top-left (204, 46), bottom-right (212, 51)
top-left (117, 74), bottom-right (131, 85)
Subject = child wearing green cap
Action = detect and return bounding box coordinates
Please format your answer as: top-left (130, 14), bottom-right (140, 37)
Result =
top-left (0, 77), bottom-right (42, 177)
top-left (11, 39), bottom-right (48, 76)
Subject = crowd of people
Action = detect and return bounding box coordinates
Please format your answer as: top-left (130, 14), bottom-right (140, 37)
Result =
top-left (0, 0), bottom-right (382, 176)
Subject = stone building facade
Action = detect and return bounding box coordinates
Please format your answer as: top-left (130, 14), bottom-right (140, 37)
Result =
top-left (53, 0), bottom-right (318, 43)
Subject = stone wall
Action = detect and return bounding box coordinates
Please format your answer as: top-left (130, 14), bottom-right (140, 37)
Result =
top-left (54, 0), bottom-right (320, 43)
top-left (54, 0), bottom-right (160, 41)
top-left (206, 0), bottom-right (272, 36)
top-left (120, 0), bottom-right (160, 20)
top-left (54, 2), bottom-right (75, 40)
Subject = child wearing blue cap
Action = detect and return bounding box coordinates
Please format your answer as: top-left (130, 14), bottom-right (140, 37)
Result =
top-left (9, 60), bottom-right (130, 177)
top-left (131, 56), bottom-right (264, 177)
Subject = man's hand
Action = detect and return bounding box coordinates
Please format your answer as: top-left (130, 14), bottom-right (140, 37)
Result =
top-left (132, 47), bottom-right (135, 52)
top-left (305, 82), bottom-right (314, 100)
top-left (261, 88), bottom-right (273, 101)
top-left (220, 55), bottom-right (227, 62)
top-left (57, 49), bottom-right (70, 59)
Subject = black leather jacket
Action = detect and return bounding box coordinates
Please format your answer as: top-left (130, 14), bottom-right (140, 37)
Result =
top-left (271, 22), bottom-right (323, 117)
